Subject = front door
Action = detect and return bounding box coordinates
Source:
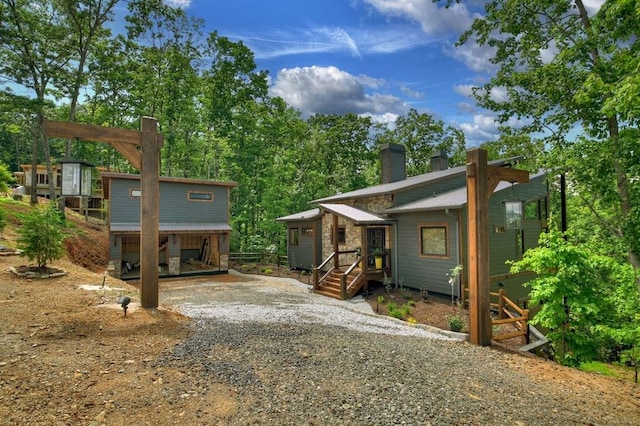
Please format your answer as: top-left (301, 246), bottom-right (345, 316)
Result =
top-left (367, 227), bottom-right (385, 268)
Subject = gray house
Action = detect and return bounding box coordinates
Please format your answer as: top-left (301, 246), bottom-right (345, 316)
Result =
top-left (278, 144), bottom-right (548, 300)
top-left (102, 172), bottom-right (237, 279)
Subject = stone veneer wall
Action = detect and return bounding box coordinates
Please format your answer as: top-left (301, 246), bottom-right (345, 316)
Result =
top-left (320, 195), bottom-right (394, 264)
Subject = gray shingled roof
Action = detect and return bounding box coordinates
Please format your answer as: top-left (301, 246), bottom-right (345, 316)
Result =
top-left (276, 208), bottom-right (322, 222)
top-left (318, 203), bottom-right (395, 225)
top-left (312, 157), bottom-right (522, 203)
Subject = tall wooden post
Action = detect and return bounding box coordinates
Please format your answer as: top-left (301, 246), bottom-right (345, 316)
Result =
top-left (466, 149), bottom-right (492, 346)
top-left (466, 148), bottom-right (529, 346)
top-left (333, 214), bottom-right (339, 269)
top-left (42, 117), bottom-right (162, 309)
top-left (140, 117), bottom-right (159, 308)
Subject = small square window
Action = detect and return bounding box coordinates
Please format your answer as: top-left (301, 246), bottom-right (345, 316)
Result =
top-left (330, 225), bottom-right (346, 244)
top-left (420, 225), bottom-right (448, 257)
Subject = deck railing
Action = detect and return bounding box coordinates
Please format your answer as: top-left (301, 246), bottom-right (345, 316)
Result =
top-left (491, 288), bottom-right (530, 342)
top-left (340, 256), bottom-right (365, 299)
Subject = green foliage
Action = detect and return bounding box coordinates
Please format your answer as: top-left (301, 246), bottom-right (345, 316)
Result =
top-left (0, 162), bottom-right (14, 193)
top-left (386, 301), bottom-right (412, 320)
top-left (446, 300), bottom-right (466, 332)
top-left (446, 314), bottom-right (465, 333)
top-left (17, 204), bottom-right (65, 269)
top-left (0, 206), bottom-right (6, 237)
top-left (579, 361), bottom-right (619, 378)
top-left (510, 228), bottom-right (640, 366)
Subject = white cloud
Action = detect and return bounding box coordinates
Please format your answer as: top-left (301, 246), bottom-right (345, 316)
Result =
top-left (363, 0), bottom-right (475, 35)
top-left (269, 65), bottom-right (407, 117)
top-left (446, 40), bottom-right (497, 73)
top-left (164, 0), bottom-right (191, 8)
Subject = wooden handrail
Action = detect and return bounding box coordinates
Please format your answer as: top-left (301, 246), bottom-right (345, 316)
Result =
top-left (341, 256), bottom-right (365, 299)
top-left (314, 252), bottom-right (336, 291)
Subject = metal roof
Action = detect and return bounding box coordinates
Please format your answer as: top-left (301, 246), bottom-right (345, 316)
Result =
top-left (276, 208), bottom-right (322, 222)
top-left (110, 223), bottom-right (232, 233)
top-left (318, 203), bottom-right (395, 225)
top-left (312, 157), bottom-right (522, 203)
top-left (383, 171), bottom-right (546, 213)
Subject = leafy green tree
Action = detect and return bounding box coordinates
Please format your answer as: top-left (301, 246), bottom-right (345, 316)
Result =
top-left (0, 161), bottom-right (14, 193)
top-left (510, 228), bottom-right (640, 366)
top-left (374, 108), bottom-right (465, 176)
top-left (17, 204), bottom-right (65, 270)
top-left (443, 0), bottom-right (640, 281)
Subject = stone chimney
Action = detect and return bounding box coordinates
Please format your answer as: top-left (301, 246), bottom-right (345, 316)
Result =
top-left (380, 143), bottom-right (406, 184)
top-left (430, 150), bottom-right (449, 172)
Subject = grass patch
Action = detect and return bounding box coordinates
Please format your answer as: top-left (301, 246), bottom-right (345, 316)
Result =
top-left (579, 361), bottom-right (619, 378)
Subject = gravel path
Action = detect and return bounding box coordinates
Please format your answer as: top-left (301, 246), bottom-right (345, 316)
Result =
top-left (156, 271), bottom-right (638, 425)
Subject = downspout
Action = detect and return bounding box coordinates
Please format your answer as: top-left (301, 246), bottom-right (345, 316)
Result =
top-left (445, 208), bottom-right (461, 297)
top-left (393, 222), bottom-right (398, 284)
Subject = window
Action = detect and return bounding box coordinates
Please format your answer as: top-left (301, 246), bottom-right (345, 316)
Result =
top-left (420, 224), bottom-right (448, 257)
top-left (188, 191), bottom-right (213, 202)
top-left (289, 228), bottom-right (299, 245)
top-left (302, 227), bottom-right (313, 237)
top-left (330, 225), bottom-right (346, 244)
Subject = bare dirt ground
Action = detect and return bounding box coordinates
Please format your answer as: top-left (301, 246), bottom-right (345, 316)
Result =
top-left (0, 200), bottom-right (639, 424)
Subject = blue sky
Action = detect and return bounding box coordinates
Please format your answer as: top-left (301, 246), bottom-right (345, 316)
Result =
top-left (156, 0), bottom-right (492, 146)
top-left (160, 0), bottom-right (602, 147)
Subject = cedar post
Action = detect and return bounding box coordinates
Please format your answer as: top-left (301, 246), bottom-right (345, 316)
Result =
top-left (333, 214), bottom-right (339, 269)
top-left (42, 117), bottom-right (162, 309)
top-left (466, 149), bottom-right (492, 346)
top-left (140, 117), bottom-right (159, 308)
top-left (466, 148), bottom-right (529, 346)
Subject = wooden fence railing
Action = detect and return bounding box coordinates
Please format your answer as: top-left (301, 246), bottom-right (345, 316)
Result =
top-left (463, 287), bottom-right (530, 342)
top-left (490, 288), bottom-right (529, 342)
top-left (229, 252), bottom-right (288, 267)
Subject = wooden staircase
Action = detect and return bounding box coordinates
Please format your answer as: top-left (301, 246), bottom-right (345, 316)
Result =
top-left (316, 268), bottom-right (365, 300)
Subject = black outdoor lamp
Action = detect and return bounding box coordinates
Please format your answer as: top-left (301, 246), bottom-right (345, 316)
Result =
top-left (59, 158), bottom-right (93, 197)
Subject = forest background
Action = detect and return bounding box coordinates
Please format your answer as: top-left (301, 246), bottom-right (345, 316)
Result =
top-left (1, 0), bottom-right (639, 367)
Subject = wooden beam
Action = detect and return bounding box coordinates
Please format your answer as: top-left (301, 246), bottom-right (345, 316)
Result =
top-left (139, 117), bottom-right (160, 309)
top-left (110, 141), bottom-right (142, 171)
top-left (43, 120), bottom-right (142, 145)
top-left (487, 165), bottom-right (529, 193)
top-left (466, 149), bottom-right (492, 346)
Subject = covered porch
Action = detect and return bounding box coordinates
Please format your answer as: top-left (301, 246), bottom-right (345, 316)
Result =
top-left (313, 203), bottom-right (395, 300)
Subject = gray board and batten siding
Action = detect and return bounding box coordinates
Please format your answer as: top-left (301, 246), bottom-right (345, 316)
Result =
top-left (394, 209), bottom-right (461, 296)
top-left (103, 174), bottom-right (234, 226)
top-left (277, 208), bottom-right (323, 270)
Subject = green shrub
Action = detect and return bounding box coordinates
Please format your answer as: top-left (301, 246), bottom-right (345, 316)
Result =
top-left (446, 314), bottom-right (465, 332)
top-left (17, 204), bottom-right (65, 269)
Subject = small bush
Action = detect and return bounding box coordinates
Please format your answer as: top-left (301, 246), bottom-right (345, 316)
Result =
top-left (446, 314), bottom-right (465, 332)
top-left (17, 204), bottom-right (65, 269)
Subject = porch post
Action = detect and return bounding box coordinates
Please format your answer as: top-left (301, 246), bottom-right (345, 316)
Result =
top-left (333, 214), bottom-right (339, 269)
top-left (466, 148), bottom-right (492, 346)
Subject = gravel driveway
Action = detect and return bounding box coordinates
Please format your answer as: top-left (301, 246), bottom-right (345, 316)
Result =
top-left (155, 271), bottom-right (638, 425)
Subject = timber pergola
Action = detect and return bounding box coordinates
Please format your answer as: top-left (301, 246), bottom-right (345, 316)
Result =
top-left (466, 148), bottom-right (529, 346)
top-left (43, 117), bottom-right (162, 309)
